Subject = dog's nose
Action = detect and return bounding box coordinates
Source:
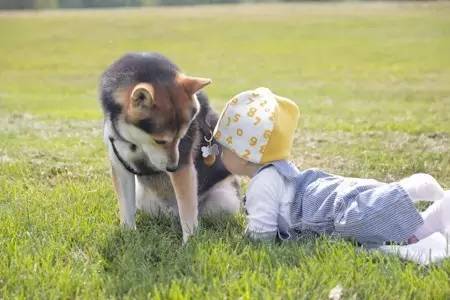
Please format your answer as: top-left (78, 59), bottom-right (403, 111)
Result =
top-left (166, 166), bottom-right (178, 173)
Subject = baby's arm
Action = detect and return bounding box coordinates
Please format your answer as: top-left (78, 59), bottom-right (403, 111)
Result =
top-left (245, 167), bottom-right (285, 241)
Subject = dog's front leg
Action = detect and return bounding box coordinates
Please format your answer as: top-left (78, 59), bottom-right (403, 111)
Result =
top-left (111, 163), bottom-right (136, 229)
top-left (169, 162), bottom-right (198, 243)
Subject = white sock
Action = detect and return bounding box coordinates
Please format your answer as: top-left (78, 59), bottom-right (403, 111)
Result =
top-left (413, 190), bottom-right (450, 240)
top-left (399, 173), bottom-right (445, 202)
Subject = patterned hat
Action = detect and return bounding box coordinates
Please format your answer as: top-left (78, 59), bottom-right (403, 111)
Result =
top-left (213, 87), bottom-right (300, 164)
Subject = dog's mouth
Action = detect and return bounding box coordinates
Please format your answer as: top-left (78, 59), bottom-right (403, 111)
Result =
top-left (165, 166), bottom-right (178, 173)
top-left (139, 143), bottom-right (178, 173)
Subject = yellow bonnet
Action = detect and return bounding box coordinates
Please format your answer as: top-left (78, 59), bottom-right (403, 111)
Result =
top-left (213, 87), bottom-right (300, 164)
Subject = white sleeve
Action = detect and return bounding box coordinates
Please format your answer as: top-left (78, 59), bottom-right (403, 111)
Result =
top-left (245, 167), bottom-right (285, 240)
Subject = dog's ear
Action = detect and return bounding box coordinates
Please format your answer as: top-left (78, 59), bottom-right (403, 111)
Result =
top-left (131, 83), bottom-right (154, 108)
top-left (179, 74), bottom-right (212, 96)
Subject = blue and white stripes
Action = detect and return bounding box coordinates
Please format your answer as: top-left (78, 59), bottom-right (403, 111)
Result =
top-left (267, 160), bottom-right (424, 245)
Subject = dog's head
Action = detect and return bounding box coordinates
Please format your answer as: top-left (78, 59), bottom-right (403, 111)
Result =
top-left (121, 74), bottom-right (210, 172)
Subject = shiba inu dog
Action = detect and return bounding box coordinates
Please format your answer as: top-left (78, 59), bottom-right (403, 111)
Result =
top-left (99, 52), bottom-right (240, 242)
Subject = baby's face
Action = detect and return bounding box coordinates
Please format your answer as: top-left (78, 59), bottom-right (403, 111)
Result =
top-left (221, 147), bottom-right (249, 176)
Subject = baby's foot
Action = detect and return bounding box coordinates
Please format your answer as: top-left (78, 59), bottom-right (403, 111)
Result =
top-left (424, 191), bottom-right (450, 234)
top-left (413, 191), bottom-right (450, 239)
top-left (441, 191), bottom-right (450, 234)
top-left (400, 173), bottom-right (445, 202)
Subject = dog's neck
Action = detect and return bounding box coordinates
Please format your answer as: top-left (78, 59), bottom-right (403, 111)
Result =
top-left (106, 118), bottom-right (162, 176)
top-left (109, 118), bottom-right (137, 149)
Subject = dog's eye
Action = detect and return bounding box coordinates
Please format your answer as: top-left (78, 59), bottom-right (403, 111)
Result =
top-left (154, 139), bottom-right (167, 145)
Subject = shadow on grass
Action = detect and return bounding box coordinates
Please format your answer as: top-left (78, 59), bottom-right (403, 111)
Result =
top-left (98, 211), bottom-right (440, 298)
top-left (99, 212), bottom-right (249, 296)
top-left (102, 212), bottom-right (328, 295)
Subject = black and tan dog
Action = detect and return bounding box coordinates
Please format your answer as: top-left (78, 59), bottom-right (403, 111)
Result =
top-left (99, 52), bottom-right (240, 242)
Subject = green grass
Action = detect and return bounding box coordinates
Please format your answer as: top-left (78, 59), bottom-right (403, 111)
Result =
top-left (1, 2), bottom-right (450, 298)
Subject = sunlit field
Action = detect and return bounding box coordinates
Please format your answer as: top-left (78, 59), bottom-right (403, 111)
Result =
top-left (1, 2), bottom-right (449, 298)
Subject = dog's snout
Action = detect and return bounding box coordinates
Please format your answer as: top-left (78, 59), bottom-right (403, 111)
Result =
top-left (166, 166), bottom-right (178, 173)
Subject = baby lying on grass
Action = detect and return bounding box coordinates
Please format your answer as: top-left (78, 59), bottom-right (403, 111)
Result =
top-left (208, 87), bottom-right (449, 247)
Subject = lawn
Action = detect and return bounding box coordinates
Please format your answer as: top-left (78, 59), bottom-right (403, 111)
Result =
top-left (1, 2), bottom-right (449, 298)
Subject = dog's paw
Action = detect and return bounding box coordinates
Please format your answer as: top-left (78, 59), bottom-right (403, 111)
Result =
top-left (181, 223), bottom-right (199, 244)
top-left (182, 231), bottom-right (193, 244)
top-left (121, 220), bottom-right (137, 230)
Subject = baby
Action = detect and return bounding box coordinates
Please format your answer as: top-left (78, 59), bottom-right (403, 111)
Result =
top-left (210, 87), bottom-right (449, 245)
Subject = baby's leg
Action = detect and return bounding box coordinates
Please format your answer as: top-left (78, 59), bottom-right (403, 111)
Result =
top-left (399, 173), bottom-right (445, 202)
top-left (413, 190), bottom-right (450, 240)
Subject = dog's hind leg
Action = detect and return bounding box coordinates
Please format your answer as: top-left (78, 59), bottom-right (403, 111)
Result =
top-left (169, 162), bottom-right (199, 243)
top-left (200, 176), bottom-right (241, 216)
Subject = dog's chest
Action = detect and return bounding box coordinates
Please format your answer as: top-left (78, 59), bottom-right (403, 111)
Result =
top-left (130, 150), bottom-right (176, 199)
top-left (137, 172), bottom-right (175, 200)
top-left (135, 172), bottom-right (179, 215)
top-left (132, 151), bottom-right (179, 213)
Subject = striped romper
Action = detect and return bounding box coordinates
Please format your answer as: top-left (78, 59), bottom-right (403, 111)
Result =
top-left (260, 160), bottom-right (424, 246)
